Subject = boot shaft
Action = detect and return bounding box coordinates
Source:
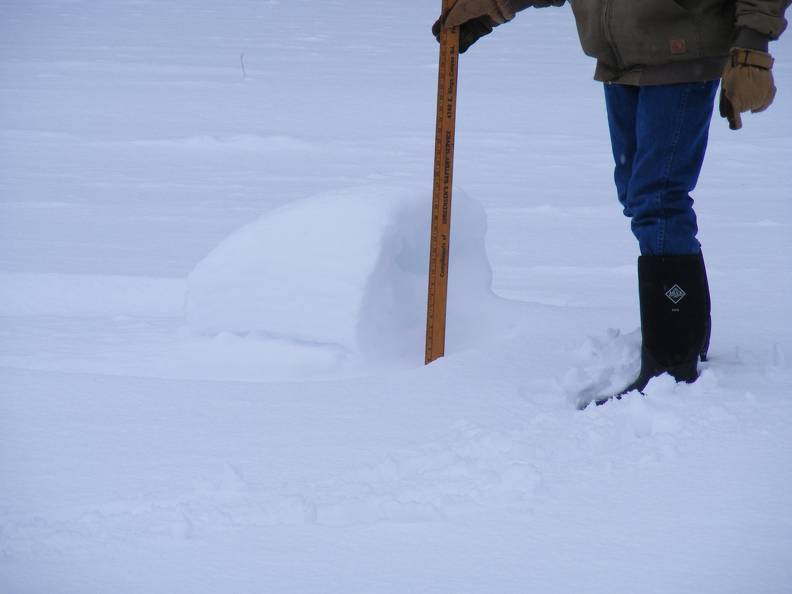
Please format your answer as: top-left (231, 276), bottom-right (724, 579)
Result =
top-left (638, 253), bottom-right (710, 370)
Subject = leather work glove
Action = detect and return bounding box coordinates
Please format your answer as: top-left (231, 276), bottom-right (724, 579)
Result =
top-left (719, 47), bottom-right (776, 130)
top-left (431, 0), bottom-right (518, 53)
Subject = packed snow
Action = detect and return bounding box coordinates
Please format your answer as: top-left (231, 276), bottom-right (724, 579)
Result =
top-left (1, 1), bottom-right (791, 593)
top-left (186, 186), bottom-right (502, 368)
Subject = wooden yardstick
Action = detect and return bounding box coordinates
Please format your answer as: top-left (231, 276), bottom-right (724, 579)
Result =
top-left (425, 0), bottom-right (460, 365)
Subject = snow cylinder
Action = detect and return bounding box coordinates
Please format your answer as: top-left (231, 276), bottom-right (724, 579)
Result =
top-left (184, 185), bottom-right (500, 363)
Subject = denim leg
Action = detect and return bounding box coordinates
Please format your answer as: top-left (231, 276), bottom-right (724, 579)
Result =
top-left (605, 81), bottom-right (718, 255)
top-left (604, 83), bottom-right (640, 216)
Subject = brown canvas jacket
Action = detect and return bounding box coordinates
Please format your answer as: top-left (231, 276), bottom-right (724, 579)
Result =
top-left (514, 0), bottom-right (790, 84)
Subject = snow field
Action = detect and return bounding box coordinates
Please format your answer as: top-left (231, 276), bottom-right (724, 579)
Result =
top-left (3, 353), bottom-right (790, 594)
top-left (1, 1), bottom-right (791, 593)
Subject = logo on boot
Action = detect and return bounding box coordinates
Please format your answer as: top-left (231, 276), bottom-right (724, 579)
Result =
top-left (665, 284), bottom-right (686, 304)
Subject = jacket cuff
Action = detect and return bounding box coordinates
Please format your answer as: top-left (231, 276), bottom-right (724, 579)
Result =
top-left (507, 0), bottom-right (535, 14)
top-left (733, 27), bottom-right (771, 51)
top-left (735, 9), bottom-right (788, 41)
top-left (508, 0), bottom-right (565, 10)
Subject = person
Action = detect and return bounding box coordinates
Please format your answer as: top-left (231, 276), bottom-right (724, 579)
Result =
top-left (433, 0), bottom-right (789, 404)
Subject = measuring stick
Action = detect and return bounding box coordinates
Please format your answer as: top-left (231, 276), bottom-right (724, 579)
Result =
top-left (425, 1), bottom-right (460, 365)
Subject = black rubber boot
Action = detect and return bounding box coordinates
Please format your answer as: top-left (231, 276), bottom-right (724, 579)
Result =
top-left (596, 252), bottom-right (711, 405)
top-left (700, 256), bottom-right (712, 362)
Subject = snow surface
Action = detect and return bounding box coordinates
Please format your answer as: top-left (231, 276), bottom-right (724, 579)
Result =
top-left (2, 1), bottom-right (792, 593)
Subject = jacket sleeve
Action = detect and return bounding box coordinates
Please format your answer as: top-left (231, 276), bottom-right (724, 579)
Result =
top-left (735, 0), bottom-right (791, 39)
top-left (509, 0), bottom-right (565, 14)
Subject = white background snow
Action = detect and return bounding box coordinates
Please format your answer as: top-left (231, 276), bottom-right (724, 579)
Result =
top-left (2, 1), bottom-right (791, 593)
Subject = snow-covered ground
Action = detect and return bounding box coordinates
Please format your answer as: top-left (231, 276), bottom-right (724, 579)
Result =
top-left (2, 1), bottom-right (792, 592)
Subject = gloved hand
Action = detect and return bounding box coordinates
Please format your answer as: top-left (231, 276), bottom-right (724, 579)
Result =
top-left (719, 47), bottom-right (776, 130)
top-left (432, 0), bottom-right (517, 53)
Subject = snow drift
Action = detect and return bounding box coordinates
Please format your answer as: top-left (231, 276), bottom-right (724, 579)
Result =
top-left (185, 186), bottom-right (505, 364)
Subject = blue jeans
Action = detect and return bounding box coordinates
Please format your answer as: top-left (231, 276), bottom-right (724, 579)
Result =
top-left (604, 81), bottom-right (719, 255)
